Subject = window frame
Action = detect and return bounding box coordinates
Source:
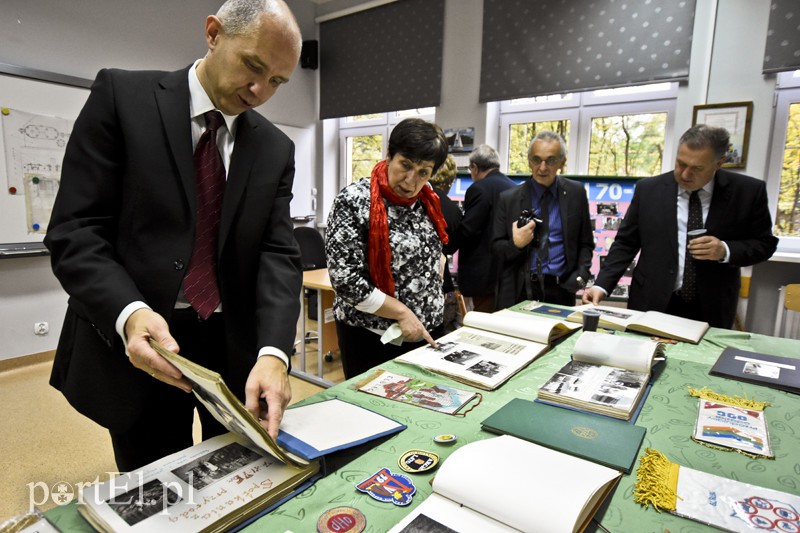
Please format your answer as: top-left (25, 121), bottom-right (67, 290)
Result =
top-left (765, 83), bottom-right (800, 252)
top-left (498, 83), bottom-right (678, 176)
top-left (338, 109), bottom-right (436, 188)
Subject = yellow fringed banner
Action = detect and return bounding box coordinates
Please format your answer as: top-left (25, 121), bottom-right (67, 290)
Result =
top-left (687, 386), bottom-right (770, 411)
top-left (687, 386), bottom-right (774, 459)
top-left (633, 448), bottom-right (681, 512)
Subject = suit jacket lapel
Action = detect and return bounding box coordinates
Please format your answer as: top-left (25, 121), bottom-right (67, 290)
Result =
top-left (662, 173), bottom-right (679, 264)
top-left (219, 110), bottom-right (258, 255)
top-left (155, 68), bottom-right (194, 211)
top-left (705, 170), bottom-right (731, 233)
top-left (557, 178), bottom-right (569, 241)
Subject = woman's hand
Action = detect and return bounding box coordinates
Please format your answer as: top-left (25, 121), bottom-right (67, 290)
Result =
top-left (375, 295), bottom-right (438, 348)
top-left (397, 306), bottom-right (437, 347)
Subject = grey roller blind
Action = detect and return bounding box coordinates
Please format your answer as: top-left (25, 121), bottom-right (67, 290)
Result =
top-left (319, 0), bottom-right (444, 120)
top-left (479, 0), bottom-right (696, 103)
top-left (763, 0), bottom-right (800, 74)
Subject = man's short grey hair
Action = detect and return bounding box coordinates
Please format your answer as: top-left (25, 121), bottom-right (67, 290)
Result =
top-left (679, 124), bottom-right (730, 160)
top-left (217, 0), bottom-right (301, 49)
top-left (528, 131), bottom-right (567, 160)
top-left (469, 144), bottom-right (501, 172)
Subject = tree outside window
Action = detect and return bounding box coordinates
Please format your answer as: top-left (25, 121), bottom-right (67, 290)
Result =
top-left (775, 102), bottom-right (800, 237)
top-left (508, 121), bottom-right (570, 174)
top-left (588, 113), bottom-right (666, 177)
top-left (347, 134), bottom-right (382, 183)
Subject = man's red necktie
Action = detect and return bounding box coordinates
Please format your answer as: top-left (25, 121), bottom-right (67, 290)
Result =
top-left (183, 111), bottom-right (225, 319)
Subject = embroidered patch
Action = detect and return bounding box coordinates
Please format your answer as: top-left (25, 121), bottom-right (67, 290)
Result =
top-left (398, 450), bottom-right (440, 473)
top-left (355, 467), bottom-right (416, 506)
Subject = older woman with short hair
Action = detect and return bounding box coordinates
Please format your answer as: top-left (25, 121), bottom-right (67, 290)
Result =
top-left (326, 118), bottom-right (450, 379)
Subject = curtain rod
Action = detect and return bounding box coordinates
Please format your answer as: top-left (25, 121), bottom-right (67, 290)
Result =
top-left (315, 0), bottom-right (399, 23)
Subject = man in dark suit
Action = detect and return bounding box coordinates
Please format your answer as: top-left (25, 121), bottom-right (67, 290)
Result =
top-left (44, 0), bottom-right (303, 471)
top-left (583, 125), bottom-right (778, 329)
top-left (455, 144), bottom-right (516, 312)
top-left (492, 131), bottom-right (593, 309)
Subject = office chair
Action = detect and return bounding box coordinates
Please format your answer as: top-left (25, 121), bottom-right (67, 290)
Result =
top-left (293, 226), bottom-right (327, 350)
top-left (773, 284), bottom-right (800, 339)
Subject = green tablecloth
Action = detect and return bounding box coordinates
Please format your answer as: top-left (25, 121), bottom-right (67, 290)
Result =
top-left (45, 328), bottom-right (800, 532)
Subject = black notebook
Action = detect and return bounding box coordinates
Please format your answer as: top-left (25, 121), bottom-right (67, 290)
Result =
top-left (709, 347), bottom-right (800, 395)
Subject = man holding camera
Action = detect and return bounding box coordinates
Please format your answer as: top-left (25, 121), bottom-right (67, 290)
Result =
top-left (491, 131), bottom-right (594, 308)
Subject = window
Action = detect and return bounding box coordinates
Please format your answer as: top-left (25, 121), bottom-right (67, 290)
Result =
top-left (588, 112), bottom-right (667, 176)
top-left (766, 71), bottom-right (800, 249)
top-left (508, 120), bottom-right (571, 174)
top-left (345, 134), bottom-right (383, 184)
top-left (498, 83), bottom-right (677, 176)
top-left (339, 109), bottom-right (435, 186)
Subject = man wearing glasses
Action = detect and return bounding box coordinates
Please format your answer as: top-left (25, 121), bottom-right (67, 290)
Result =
top-left (492, 131), bottom-right (594, 308)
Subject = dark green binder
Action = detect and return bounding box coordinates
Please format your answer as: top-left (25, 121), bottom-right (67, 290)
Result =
top-left (481, 398), bottom-right (646, 473)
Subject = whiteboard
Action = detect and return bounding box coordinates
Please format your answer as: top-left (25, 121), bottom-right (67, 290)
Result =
top-left (0, 73), bottom-right (89, 244)
top-left (0, 72), bottom-right (314, 245)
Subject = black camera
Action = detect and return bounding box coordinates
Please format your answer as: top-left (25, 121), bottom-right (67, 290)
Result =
top-left (518, 209), bottom-right (533, 227)
top-left (517, 209), bottom-right (542, 227)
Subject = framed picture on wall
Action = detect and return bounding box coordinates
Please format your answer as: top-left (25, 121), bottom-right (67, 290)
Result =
top-left (692, 101), bottom-right (753, 169)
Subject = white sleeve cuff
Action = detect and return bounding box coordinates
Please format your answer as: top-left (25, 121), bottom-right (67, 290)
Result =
top-left (593, 286), bottom-right (609, 297)
top-left (355, 288), bottom-right (387, 314)
top-left (116, 301), bottom-right (152, 357)
top-left (257, 347), bottom-right (290, 369)
top-left (720, 242), bottom-right (731, 263)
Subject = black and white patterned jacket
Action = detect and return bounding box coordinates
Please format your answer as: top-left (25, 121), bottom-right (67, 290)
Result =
top-left (325, 178), bottom-right (444, 333)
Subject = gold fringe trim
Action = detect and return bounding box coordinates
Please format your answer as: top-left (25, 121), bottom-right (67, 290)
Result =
top-left (633, 448), bottom-right (681, 512)
top-left (687, 386), bottom-right (770, 411)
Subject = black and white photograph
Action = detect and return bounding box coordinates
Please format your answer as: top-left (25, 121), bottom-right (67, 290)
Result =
top-left (602, 216), bottom-right (622, 231)
top-left (193, 386), bottom-right (249, 438)
top-left (397, 513), bottom-right (458, 533)
top-left (596, 202), bottom-right (618, 215)
top-left (466, 360), bottom-right (504, 378)
top-left (443, 349), bottom-right (480, 366)
top-left (107, 479), bottom-right (181, 526)
top-left (594, 307), bottom-right (634, 320)
top-left (171, 442), bottom-right (262, 491)
top-left (425, 341), bottom-right (457, 354)
top-left (611, 284), bottom-right (630, 298)
top-left (743, 361), bottom-right (781, 379)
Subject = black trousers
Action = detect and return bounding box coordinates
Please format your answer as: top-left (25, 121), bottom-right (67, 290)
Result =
top-left (335, 320), bottom-right (443, 380)
top-left (109, 309), bottom-right (228, 472)
top-left (523, 274), bottom-right (576, 306)
top-left (666, 292), bottom-right (707, 323)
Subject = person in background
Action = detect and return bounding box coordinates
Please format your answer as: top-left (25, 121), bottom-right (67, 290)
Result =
top-left (492, 131), bottom-right (593, 308)
top-left (430, 154), bottom-right (463, 333)
top-left (582, 124), bottom-right (778, 328)
top-left (326, 118), bottom-right (450, 379)
top-left (455, 144), bottom-right (516, 312)
top-left (44, 0), bottom-right (303, 471)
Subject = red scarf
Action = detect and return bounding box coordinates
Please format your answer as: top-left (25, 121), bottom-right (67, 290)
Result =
top-left (369, 159), bottom-right (449, 296)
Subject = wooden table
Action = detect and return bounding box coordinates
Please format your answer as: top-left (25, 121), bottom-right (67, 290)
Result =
top-left (295, 268), bottom-right (337, 388)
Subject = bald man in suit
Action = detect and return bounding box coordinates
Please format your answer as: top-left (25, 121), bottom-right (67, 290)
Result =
top-left (45, 0), bottom-right (304, 470)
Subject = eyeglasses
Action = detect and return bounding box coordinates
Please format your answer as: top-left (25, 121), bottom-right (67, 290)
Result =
top-left (529, 156), bottom-right (562, 167)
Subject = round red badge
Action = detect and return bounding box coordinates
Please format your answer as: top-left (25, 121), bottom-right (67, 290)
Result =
top-left (317, 506), bottom-right (366, 533)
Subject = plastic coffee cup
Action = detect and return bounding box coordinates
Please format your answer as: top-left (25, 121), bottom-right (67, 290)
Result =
top-left (687, 228), bottom-right (707, 241)
top-left (582, 309), bottom-right (601, 332)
